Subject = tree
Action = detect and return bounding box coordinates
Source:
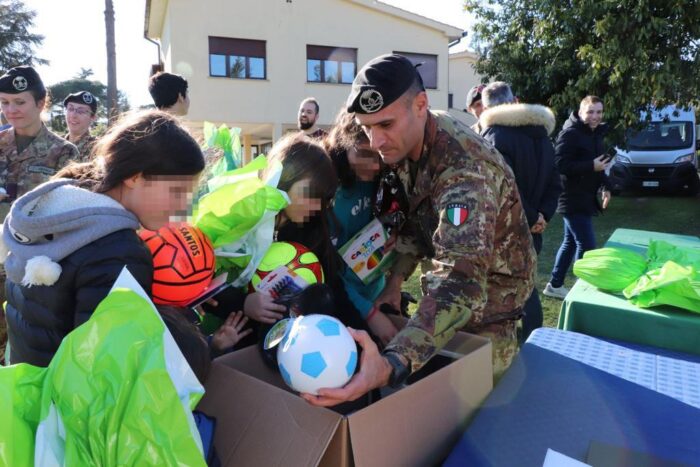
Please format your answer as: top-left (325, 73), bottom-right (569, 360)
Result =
top-left (0, 0), bottom-right (45, 72)
top-left (75, 67), bottom-right (94, 80)
top-left (48, 75), bottom-right (129, 133)
top-left (465, 0), bottom-right (700, 142)
top-left (105, 0), bottom-right (118, 124)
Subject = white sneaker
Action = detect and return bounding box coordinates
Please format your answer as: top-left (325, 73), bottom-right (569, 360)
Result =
top-left (543, 283), bottom-right (570, 300)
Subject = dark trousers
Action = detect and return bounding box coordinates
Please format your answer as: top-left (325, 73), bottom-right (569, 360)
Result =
top-left (549, 214), bottom-right (596, 287)
top-left (521, 233), bottom-right (543, 341)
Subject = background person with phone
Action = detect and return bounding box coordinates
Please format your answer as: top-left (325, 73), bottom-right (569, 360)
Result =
top-left (544, 95), bottom-right (613, 300)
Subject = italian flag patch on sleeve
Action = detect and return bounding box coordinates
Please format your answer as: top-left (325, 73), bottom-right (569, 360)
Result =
top-left (446, 203), bottom-right (469, 226)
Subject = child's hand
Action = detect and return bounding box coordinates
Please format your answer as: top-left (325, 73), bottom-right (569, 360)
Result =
top-left (244, 292), bottom-right (287, 323)
top-left (211, 311), bottom-right (252, 351)
top-left (367, 309), bottom-right (399, 346)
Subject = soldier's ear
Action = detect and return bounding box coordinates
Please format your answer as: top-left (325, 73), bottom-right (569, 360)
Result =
top-left (413, 91), bottom-right (428, 115)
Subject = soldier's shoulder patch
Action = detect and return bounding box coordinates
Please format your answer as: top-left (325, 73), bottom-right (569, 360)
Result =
top-left (445, 203), bottom-right (470, 226)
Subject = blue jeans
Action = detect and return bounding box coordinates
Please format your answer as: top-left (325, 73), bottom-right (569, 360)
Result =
top-left (549, 214), bottom-right (596, 287)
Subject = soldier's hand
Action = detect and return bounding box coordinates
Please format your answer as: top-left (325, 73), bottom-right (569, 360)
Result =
top-left (301, 328), bottom-right (392, 407)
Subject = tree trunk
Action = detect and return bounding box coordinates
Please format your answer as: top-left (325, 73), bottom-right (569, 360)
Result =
top-left (105, 0), bottom-right (118, 124)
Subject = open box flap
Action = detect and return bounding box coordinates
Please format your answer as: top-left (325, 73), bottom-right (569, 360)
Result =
top-left (197, 362), bottom-right (342, 467)
top-left (346, 335), bottom-right (492, 467)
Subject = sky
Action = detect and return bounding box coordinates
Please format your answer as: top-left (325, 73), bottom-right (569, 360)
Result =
top-left (22, 0), bottom-right (473, 108)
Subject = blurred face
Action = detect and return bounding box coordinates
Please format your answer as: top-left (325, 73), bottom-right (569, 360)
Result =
top-left (0, 91), bottom-right (44, 133)
top-left (355, 92), bottom-right (428, 165)
top-left (65, 102), bottom-right (95, 136)
top-left (468, 99), bottom-right (484, 118)
top-left (348, 143), bottom-right (381, 181)
top-left (579, 102), bottom-right (604, 129)
top-left (298, 102), bottom-right (318, 130)
top-left (121, 174), bottom-right (200, 230)
top-left (284, 178), bottom-right (322, 224)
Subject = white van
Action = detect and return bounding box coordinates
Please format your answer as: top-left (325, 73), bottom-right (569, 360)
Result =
top-left (610, 105), bottom-right (699, 195)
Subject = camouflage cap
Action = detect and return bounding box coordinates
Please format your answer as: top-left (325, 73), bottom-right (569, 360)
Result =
top-left (346, 54), bottom-right (424, 115)
top-left (0, 66), bottom-right (45, 95)
top-left (63, 91), bottom-right (98, 114)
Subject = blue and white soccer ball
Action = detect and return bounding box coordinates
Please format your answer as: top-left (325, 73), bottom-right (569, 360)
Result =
top-left (277, 314), bottom-right (358, 395)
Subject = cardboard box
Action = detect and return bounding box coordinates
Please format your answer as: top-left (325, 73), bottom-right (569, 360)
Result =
top-left (196, 326), bottom-right (493, 467)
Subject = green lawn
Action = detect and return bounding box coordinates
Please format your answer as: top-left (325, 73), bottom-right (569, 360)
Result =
top-left (405, 191), bottom-right (700, 328)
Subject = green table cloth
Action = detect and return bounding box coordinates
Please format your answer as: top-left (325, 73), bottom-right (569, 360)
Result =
top-left (557, 228), bottom-right (700, 355)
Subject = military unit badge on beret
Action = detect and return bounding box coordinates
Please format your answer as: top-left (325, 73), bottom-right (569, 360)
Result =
top-left (359, 89), bottom-right (384, 113)
top-left (82, 92), bottom-right (94, 104)
top-left (446, 203), bottom-right (470, 226)
top-left (12, 76), bottom-right (28, 92)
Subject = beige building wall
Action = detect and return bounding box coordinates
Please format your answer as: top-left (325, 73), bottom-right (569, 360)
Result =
top-left (447, 50), bottom-right (482, 128)
top-left (146, 0), bottom-right (461, 154)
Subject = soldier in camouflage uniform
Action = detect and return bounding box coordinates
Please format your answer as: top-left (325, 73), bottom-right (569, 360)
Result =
top-left (63, 91), bottom-right (98, 162)
top-left (0, 66), bottom-right (79, 308)
top-left (304, 55), bottom-right (535, 408)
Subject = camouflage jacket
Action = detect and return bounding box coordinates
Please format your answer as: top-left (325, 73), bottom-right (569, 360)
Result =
top-left (384, 111), bottom-right (536, 372)
top-left (0, 125), bottom-right (79, 219)
top-left (63, 131), bottom-right (97, 162)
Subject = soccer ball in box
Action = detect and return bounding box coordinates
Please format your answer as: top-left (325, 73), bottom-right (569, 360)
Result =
top-left (277, 314), bottom-right (358, 395)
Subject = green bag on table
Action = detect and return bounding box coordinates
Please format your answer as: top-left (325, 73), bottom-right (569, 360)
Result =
top-left (573, 247), bottom-right (648, 292)
top-left (646, 240), bottom-right (700, 270)
top-left (0, 269), bottom-right (206, 466)
top-left (624, 261), bottom-right (700, 314)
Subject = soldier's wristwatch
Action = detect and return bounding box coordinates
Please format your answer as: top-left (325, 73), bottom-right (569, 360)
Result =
top-left (383, 351), bottom-right (410, 388)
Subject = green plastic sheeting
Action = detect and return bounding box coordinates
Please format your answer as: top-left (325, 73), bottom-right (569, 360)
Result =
top-left (0, 270), bottom-right (206, 466)
top-left (624, 261), bottom-right (700, 313)
top-left (573, 247), bottom-right (648, 292)
top-left (0, 364), bottom-right (44, 466)
top-left (202, 122), bottom-right (242, 172)
top-left (573, 240), bottom-right (700, 314)
top-left (192, 156), bottom-right (288, 286)
top-left (646, 239), bottom-right (700, 270)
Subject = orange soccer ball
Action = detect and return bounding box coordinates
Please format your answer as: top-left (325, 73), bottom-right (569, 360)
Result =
top-left (139, 224), bottom-right (215, 306)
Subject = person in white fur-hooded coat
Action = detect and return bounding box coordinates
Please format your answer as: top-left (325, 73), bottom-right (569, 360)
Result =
top-left (479, 83), bottom-right (562, 251)
top-left (1, 110), bottom-right (205, 367)
top-left (479, 82), bottom-right (562, 341)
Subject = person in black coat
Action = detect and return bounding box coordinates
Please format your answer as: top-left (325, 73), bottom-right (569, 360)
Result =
top-left (1, 111), bottom-right (205, 366)
top-left (480, 82), bottom-right (562, 339)
top-left (543, 96), bottom-right (613, 300)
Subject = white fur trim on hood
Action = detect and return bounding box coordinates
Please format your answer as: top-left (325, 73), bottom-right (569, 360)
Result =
top-left (480, 103), bottom-right (556, 135)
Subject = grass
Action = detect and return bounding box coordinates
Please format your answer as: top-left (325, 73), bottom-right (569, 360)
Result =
top-left (404, 190), bottom-right (700, 328)
top-left (1, 191), bottom-right (698, 364)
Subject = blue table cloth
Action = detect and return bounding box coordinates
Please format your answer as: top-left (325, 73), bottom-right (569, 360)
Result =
top-left (443, 328), bottom-right (700, 466)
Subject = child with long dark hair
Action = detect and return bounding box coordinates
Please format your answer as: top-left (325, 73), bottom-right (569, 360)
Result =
top-left (325, 110), bottom-right (399, 344)
top-left (1, 110), bottom-right (205, 366)
top-left (250, 132), bottom-right (366, 331)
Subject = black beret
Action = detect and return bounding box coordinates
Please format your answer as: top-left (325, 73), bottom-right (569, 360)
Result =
top-left (0, 65), bottom-right (45, 95)
top-left (346, 54), bottom-right (424, 114)
top-left (63, 91), bottom-right (98, 114)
